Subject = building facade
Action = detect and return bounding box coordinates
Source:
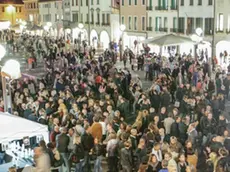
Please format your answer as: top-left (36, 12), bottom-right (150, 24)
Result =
top-left (23, 0), bottom-right (39, 24)
top-left (146, 0), bottom-right (178, 38)
top-left (66, 0), bottom-right (120, 49)
top-left (0, 0), bottom-right (26, 25)
top-left (38, 0), bottom-right (63, 37)
top-left (120, 0), bottom-right (147, 50)
top-left (214, 0), bottom-right (230, 60)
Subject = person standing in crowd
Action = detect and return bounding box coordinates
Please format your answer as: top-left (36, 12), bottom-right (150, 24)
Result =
top-left (34, 147), bottom-right (51, 172)
top-left (56, 127), bottom-right (70, 172)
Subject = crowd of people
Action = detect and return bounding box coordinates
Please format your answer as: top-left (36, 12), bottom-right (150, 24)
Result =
top-left (0, 31), bottom-right (230, 172)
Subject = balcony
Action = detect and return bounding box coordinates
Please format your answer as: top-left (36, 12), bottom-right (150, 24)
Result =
top-left (159, 27), bottom-right (168, 32)
top-left (155, 6), bottom-right (168, 10)
top-left (146, 6), bottom-right (153, 11)
top-left (90, 21), bottom-right (94, 25)
top-left (146, 27), bottom-right (153, 31)
top-left (85, 21), bottom-right (89, 24)
top-left (170, 28), bottom-right (177, 32)
top-left (96, 22), bottom-right (100, 25)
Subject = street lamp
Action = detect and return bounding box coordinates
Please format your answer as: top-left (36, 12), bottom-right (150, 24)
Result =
top-left (7, 5), bottom-right (15, 25)
top-left (119, 24), bottom-right (126, 61)
top-left (0, 45), bottom-right (21, 113)
top-left (1, 59), bottom-right (21, 113)
top-left (78, 23), bottom-right (84, 54)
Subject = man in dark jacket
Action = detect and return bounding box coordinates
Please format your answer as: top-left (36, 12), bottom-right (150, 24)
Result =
top-left (81, 124), bottom-right (94, 172)
top-left (170, 116), bottom-right (181, 138)
top-left (120, 141), bottom-right (133, 172)
top-left (161, 88), bottom-right (171, 107)
top-left (56, 127), bottom-right (70, 172)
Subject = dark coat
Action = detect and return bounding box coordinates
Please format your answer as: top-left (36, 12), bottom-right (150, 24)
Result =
top-left (81, 132), bottom-right (94, 152)
top-left (170, 122), bottom-right (180, 138)
top-left (120, 147), bottom-right (133, 167)
top-left (56, 133), bottom-right (70, 153)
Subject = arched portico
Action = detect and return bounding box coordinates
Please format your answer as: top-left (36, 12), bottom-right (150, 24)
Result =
top-left (100, 30), bottom-right (110, 49)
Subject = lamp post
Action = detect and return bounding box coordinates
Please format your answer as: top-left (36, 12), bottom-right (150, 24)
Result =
top-left (191, 28), bottom-right (203, 59)
top-left (119, 24), bottom-right (126, 61)
top-left (7, 5), bottom-right (15, 25)
top-left (0, 45), bottom-right (21, 113)
top-left (78, 23), bottom-right (84, 54)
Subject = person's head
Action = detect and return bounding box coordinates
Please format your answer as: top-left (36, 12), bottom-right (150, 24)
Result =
top-left (60, 127), bottom-right (67, 134)
top-left (93, 116), bottom-right (100, 123)
top-left (149, 154), bottom-right (158, 164)
top-left (185, 140), bottom-right (193, 149)
top-left (8, 167), bottom-right (16, 172)
top-left (161, 107), bottom-right (166, 114)
top-left (178, 153), bottom-right (186, 163)
top-left (164, 152), bottom-right (172, 161)
top-left (124, 140), bottom-right (131, 149)
top-left (68, 128), bottom-right (74, 136)
top-left (153, 143), bottom-right (161, 150)
top-left (168, 165), bottom-right (177, 172)
top-left (170, 136), bottom-right (177, 145)
top-left (47, 142), bottom-right (55, 150)
top-left (161, 159), bottom-right (168, 168)
top-left (159, 128), bottom-right (165, 136)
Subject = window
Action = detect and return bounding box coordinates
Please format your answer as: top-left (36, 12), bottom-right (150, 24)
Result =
top-left (134, 0), bottom-right (137, 5)
top-left (142, 0), bottom-right (145, 5)
top-left (208, 0), bottom-right (212, 5)
top-left (219, 13), bottom-right (224, 31)
top-left (181, 0), bottom-right (184, 5)
top-left (205, 18), bottom-right (213, 33)
top-left (76, 0), bottom-right (78, 5)
top-left (198, 0), bottom-right (202, 5)
top-left (72, 13), bottom-right (78, 22)
top-left (81, 0), bottom-right (82, 6)
top-left (81, 14), bottom-right (83, 22)
top-left (43, 14), bottom-right (51, 22)
top-left (102, 13), bottom-right (105, 24)
top-left (91, 0), bottom-right (93, 5)
top-left (129, 0), bottom-right (131, 5)
top-left (122, 0), bottom-right (124, 6)
top-left (86, 0), bottom-right (88, 6)
top-left (134, 16), bottom-right (137, 30)
top-left (19, 7), bottom-right (21, 12)
top-left (107, 14), bottom-right (110, 24)
top-left (228, 14), bottom-right (230, 31)
top-left (196, 18), bottom-right (203, 28)
top-left (97, 12), bottom-right (100, 23)
top-left (155, 17), bottom-right (159, 31)
top-left (190, 0), bottom-right (193, 5)
top-left (142, 16), bottom-right (145, 30)
top-left (72, 0), bottom-right (74, 6)
top-left (97, 0), bottom-right (99, 5)
top-left (149, 16), bottom-right (152, 27)
top-left (91, 12), bottom-right (94, 23)
top-left (164, 17), bottom-right (168, 28)
top-left (86, 14), bottom-right (89, 22)
top-left (121, 16), bottom-right (125, 24)
top-left (128, 16), bottom-right (132, 29)
top-left (173, 17), bottom-right (177, 28)
top-left (2, 7), bottom-right (4, 12)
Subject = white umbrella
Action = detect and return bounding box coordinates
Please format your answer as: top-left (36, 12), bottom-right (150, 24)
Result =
top-left (142, 34), bottom-right (195, 46)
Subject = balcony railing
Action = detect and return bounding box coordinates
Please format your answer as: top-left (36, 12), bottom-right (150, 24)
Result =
top-left (159, 27), bottom-right (168, 32)
top-left (155, 6), bottom-right (168, 10)
top-left (146, 27), bottom-right (153, 31)
top-left (170, 28), bottom-right (177, 32)
top-left (146, 6), bottom-right (153, 10)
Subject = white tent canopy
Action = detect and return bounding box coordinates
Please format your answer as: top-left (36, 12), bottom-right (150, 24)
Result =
top-left (142, 34), bottom-right (195, 46)
top-left (0, 112), bottom-right (49, 144)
